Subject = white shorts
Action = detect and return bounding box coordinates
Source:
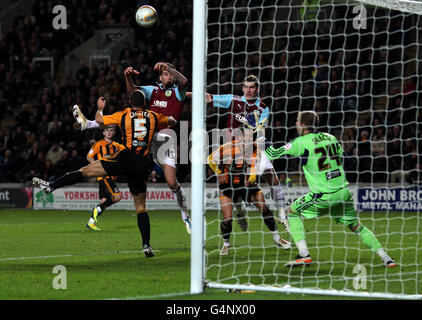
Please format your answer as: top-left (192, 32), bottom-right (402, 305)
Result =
top-left (257, 149), bottom-right (274, 176)
top-left (151, 132), bottom-right (177, 168)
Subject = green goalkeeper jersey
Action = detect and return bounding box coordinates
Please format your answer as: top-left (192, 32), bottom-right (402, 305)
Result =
top-left (265, 132), bottom-right (348, 193)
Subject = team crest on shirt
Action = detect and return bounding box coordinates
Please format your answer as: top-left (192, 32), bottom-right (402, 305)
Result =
top-left (165, 89), bottom-right (172, 97)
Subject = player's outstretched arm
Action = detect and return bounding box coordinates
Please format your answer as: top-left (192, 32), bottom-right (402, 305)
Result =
top-left (124, 66), bottom-right (140, 93)
top-left (95, 97), bottom-right (106, 125)
top-left (185, 91), bottom-right (212, 103)
top-left (265, 140), bottom-right (302, 161)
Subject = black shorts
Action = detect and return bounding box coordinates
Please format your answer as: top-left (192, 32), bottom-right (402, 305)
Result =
top-left (101, 149), bottom-right (153, 195)
top-left (219, 182), bottom-right (261, 203)
top-left (98, 178), bottom-right (121, 200)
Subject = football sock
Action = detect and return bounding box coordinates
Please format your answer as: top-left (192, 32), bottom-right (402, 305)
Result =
top-left (137, 212), bottom-right (151, 247)
top-left (50, 171), bottom-right (84, 190)
top-left (277, 207), bottom-right (287, 220)
top-left (220, 220), bottom-right (232, 241)
top-left (288, 213), bottom-right (312, 257)
top-left (173, 185), bottom-right (189, 220)
top-left (271, 185), bottom-right (286, 209)
top-left (86, 120), bottom-right (100, 129)
top-left (287, 213), bottom-right (306, 243)
top-left (234, 198), bottom-right (244, 217)
top-left (376, 248), bottom-right (391, 262)
top-left (262, 208), bottom-right (277, 232)
top-left (295, 240), bottom-right (310, 257)
top-left (354, 224), bottom-right (382, 252)
top-left (99, 197), bottom-right (114, 213)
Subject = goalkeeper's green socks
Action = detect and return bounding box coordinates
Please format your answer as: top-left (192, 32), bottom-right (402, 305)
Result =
top-left (288, 213), bottom-right (309, 257)
top-left (354, 225), bottom-right (382, 252)
top-left (353, 224), bottom-right (391, 259)
top-left (354, 224), bottom-right (396, 265)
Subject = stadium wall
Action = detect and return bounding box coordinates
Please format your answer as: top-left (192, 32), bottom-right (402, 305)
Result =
top-left (1, 184), bottom-right (420, 212)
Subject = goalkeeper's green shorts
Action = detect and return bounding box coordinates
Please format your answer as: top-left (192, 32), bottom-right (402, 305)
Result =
top-left (290, 187), bottom-right (357, 226)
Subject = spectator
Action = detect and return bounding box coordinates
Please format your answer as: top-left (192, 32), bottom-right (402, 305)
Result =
top-left (55, 150), bottom-right (70, 177)
top-left (67, 149), bottom-right (84, 172)
top-left (371, 127), bottom-right (386, 156)
top-left (0, 150), bottom-right (16, 181)
top-left (0, 0), bottom-right (417, 185)
top-left (46, 142), bottom-right (64, 166)
top-left (406, 163), bottom-right (422, 185)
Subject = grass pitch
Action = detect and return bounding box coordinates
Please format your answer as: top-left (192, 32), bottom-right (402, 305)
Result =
top-left (0, 209), bottom-right (420, 300)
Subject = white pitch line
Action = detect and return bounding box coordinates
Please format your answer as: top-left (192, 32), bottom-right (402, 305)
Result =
top-left (0, 222), bottom-right (79, 226)
top-left (107, 291), bottom-right (192, 300)
top-left (0, 250), bottom-right (154, 262)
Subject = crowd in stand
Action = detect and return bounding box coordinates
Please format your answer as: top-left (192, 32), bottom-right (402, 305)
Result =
top-left (0, 0), bottom-right (192, 183)
top-left (0, 0), bottom-right (421, 185)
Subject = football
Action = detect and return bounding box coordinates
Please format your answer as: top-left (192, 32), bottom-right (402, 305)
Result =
top-left (135, 5), bottom-right (157, 28)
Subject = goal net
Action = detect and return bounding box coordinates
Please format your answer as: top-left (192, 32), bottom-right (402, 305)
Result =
top-left (198, 0), bottom-right (422, 299)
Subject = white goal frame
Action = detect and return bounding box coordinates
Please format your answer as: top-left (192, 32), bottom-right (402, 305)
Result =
top-left (190, 0), bottom-right (422, 300)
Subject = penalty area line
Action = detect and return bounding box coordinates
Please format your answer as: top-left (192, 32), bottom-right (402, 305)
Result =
top-left (0, 250), bottom-right (158, 262)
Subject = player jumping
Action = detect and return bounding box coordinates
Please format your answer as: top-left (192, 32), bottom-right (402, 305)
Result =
top-left (34, 91), bottom-right (177, 258)
top-left (74, 62), bottom-right (192, 234)
top-left (265, 111), bottom-right (396, 267)
top-left (186, 75), bottom-right (290, 232)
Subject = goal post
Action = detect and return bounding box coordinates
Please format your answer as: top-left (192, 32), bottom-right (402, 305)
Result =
top-left (357, 0), bottom-right (422, 15)
top-left (190, 0), bottom-right (207, 295)
top-left (191, 0), bottom-right (422, 299)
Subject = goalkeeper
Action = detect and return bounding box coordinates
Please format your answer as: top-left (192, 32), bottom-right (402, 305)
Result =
top-left (265, 111), bottom-right (396, 268)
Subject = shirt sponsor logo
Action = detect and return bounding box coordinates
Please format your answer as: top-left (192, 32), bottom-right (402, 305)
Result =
top-left (132, 140), bottom-right (147, 147)
top-left (235, 113), bottom-right (247, 123)
top-left (326, 169), bottom-right (341, 180)
top-left (283, 143), bottom-right (292, 150)
top-left (152, 100), bottom-right (168, 108)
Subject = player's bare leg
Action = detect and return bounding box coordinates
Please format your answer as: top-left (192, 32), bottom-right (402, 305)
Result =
top-left (219, 195), bottom-right (234, 255)
top-left (162, 163), bottom-right (191, 234)
top-left (261, 168), bottom-right (289, 232)
top-left (133, 192), bottom-right (154, 257)
top-left (250, 191), bottom-right (290, 249)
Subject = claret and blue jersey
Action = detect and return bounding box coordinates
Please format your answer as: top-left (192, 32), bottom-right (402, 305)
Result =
top-left (210, 94), bottom-right (270, 129)
top-left (139, 83), bottom-right (186, 127)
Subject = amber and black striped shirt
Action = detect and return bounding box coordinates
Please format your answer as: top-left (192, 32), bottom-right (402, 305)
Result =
top-left (87, 139), bottom-right (124, 181)
top-left (102, 108), bottom-right (169, 156)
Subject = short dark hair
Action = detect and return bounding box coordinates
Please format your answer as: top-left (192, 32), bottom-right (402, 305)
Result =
top-left (129, 90), bottom-right (145, 108)
top-left (242, 75), bottom-right (259, 87)
top-left (298, 111), bottom-right (319, 132)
